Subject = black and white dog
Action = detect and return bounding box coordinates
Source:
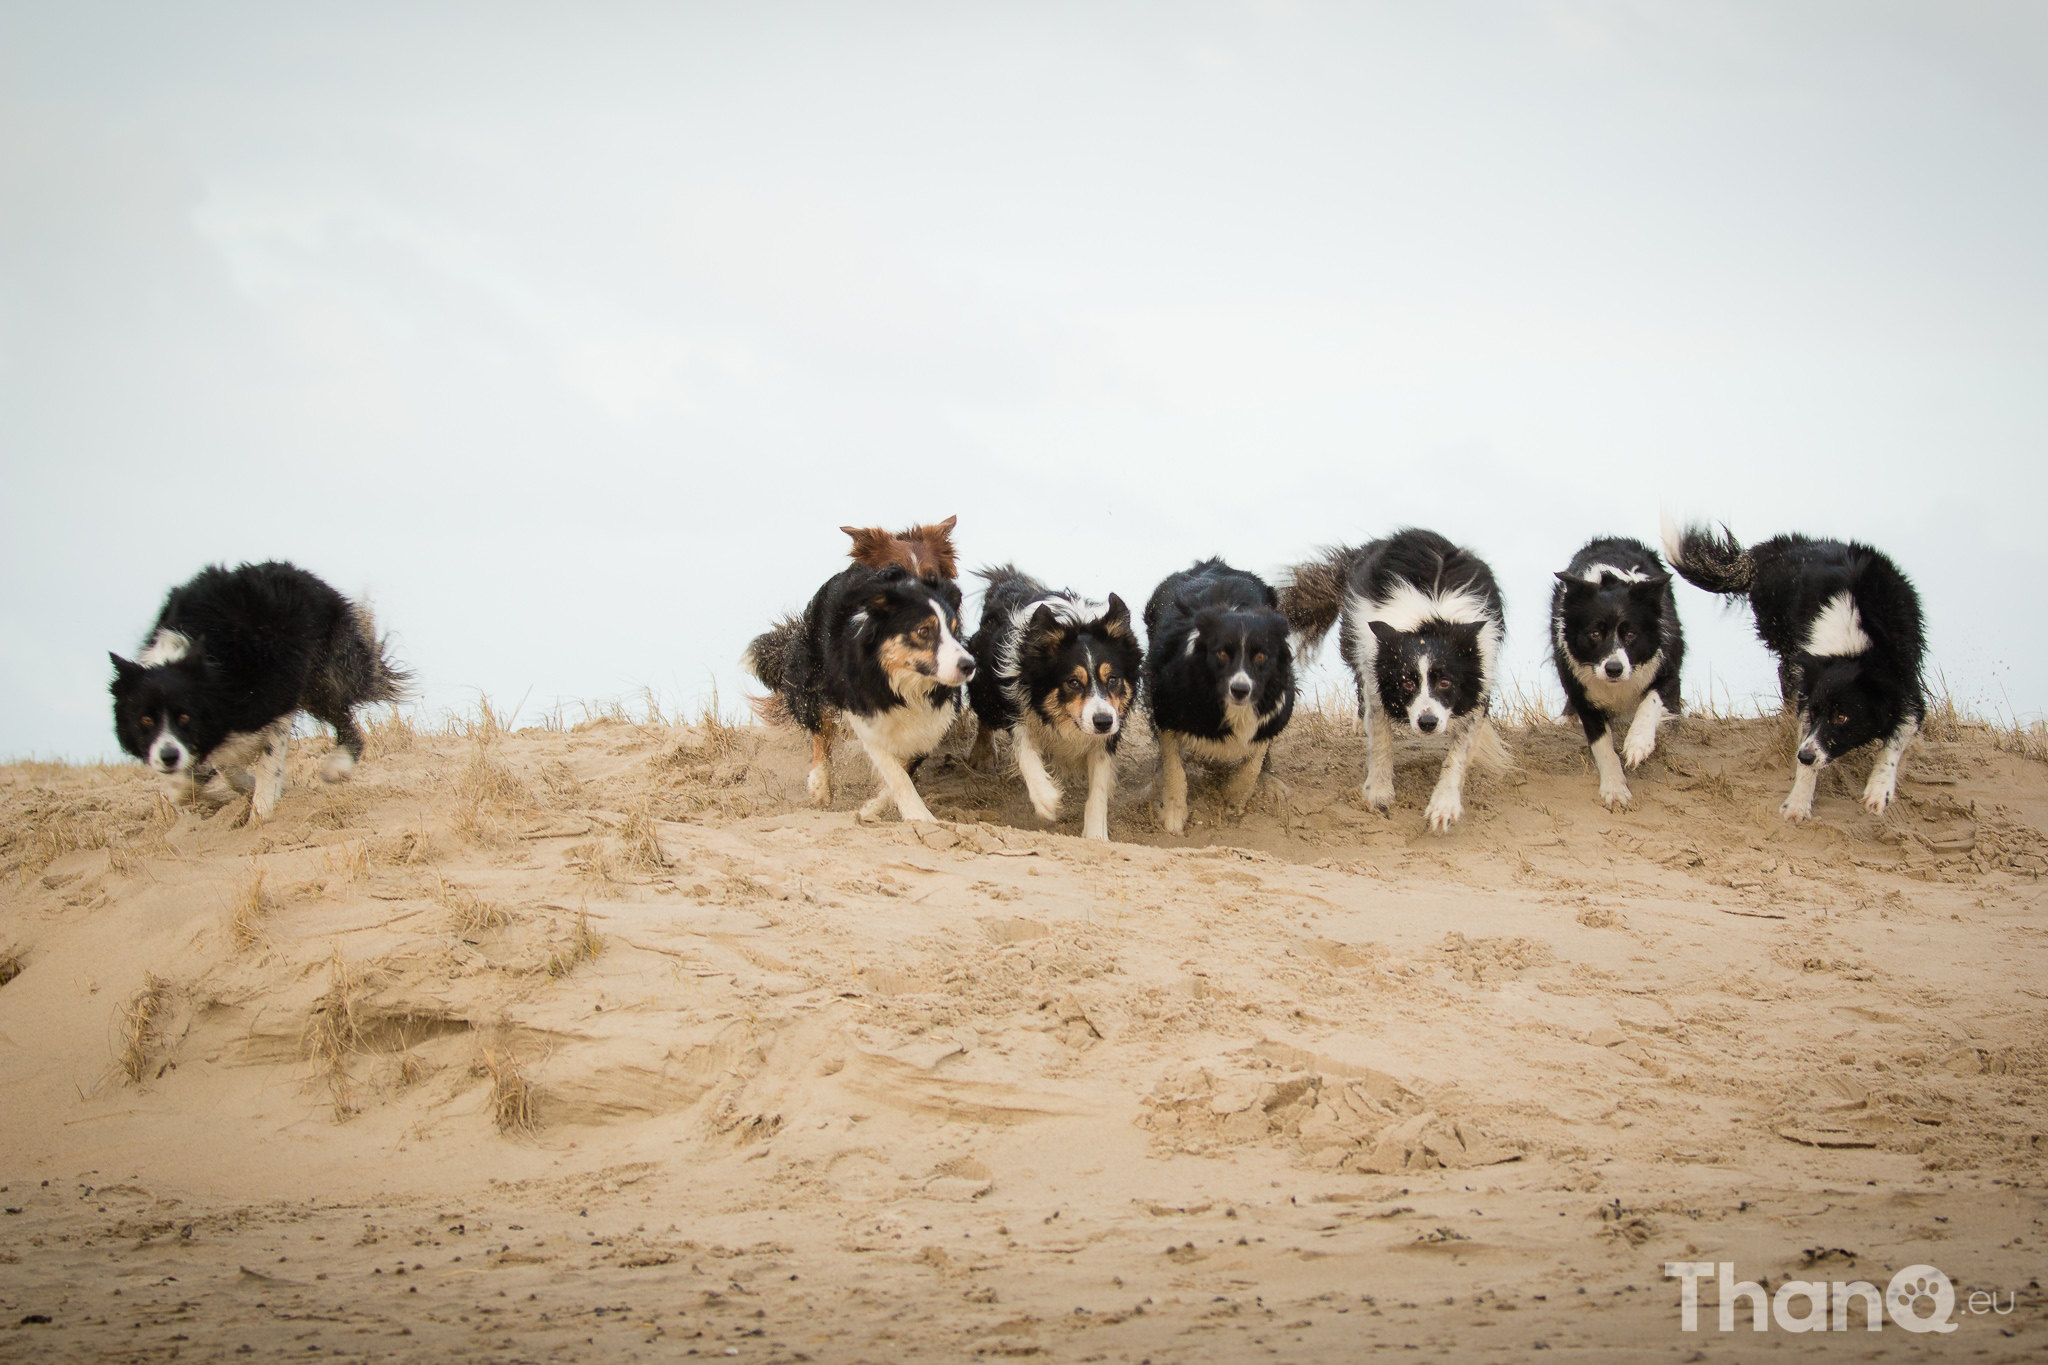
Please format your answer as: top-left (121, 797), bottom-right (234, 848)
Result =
top-left (1551, 536), bottom-right (1684, 808)
top-left (1664, 517), bottom-right (1925, 821)
top-left (744, 562), bottom-right (975, 824)
top-left (966, 566), bottom-right (1142, 842)
top-left (109, 562), bottom-right (409, 819)
top-left (1142, 559), bottom-right (1295, 834)
top-left (1283, 529), bottom-right (1506, 833)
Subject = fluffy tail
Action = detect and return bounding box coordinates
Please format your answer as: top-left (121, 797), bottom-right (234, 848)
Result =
top-left (741, 617), bottom-right (800, 726)
top-left (1469, 715), bottom-right (1512, 776)
top-left (1660, 511), bottom-right (1754, 597)
top-left (1278, 546), bottom-right (1366, 654)
top-left (351, 603), bottom-right (413, 703)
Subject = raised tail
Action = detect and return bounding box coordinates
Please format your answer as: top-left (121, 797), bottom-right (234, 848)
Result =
top-left (1278, 545), bottom-right (1367, 654)
top-left (740, 616), bottom-right (800, 726)
top-left (1660, 512), bottom-right (1754, 597)
top-left (350, 603), bottom-right (413, 703)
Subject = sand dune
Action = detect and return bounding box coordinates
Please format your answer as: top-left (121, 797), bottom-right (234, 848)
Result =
top-left (2, 703), bottom-right (2045, 1360)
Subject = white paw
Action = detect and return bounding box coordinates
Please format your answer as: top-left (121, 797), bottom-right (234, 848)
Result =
top-left (320, 750), bottom-right (356, 783)
top-left (1862, 786), bottom-right (1892, 815)
top-left (1027, 788), bottom-right (1063, 823)
top-left (1780, 797), bottom-right (1813, 823)
top-left (1424, 790), bottom-right (1463, 833)
top-left (898, 797), bottom-right (935, 824)
top-left (1621, 731), bottom-right (1656, 768)
top-left (807, 764), bottom-right (833, 807)
top-left (1161, 800), bottom-right (1188, 835)
top-left (1362, 779), bottom-right (1394, 812)
top-left (1599, 780), bottom-right (1634, 809)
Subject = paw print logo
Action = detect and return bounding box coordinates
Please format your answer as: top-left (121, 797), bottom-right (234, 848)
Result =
top-left (1885, 1264), bottom-right (1956, 1333)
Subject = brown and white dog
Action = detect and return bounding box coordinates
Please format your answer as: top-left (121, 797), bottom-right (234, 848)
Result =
top-left (842, 515), bottom-right (958, 586)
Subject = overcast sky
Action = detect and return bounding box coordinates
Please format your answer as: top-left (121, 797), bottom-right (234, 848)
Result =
top-left (3, 2), bottom-right (2044, 761)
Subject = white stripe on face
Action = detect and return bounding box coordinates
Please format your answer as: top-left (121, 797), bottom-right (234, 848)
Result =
top-left (1599, 645), bottom-right (1631, 681)
top-left (149, 730), bottom-right (191, 773)
top-left (1406, 655), bottom-right (1450, 733)
top-left (928, 596), bottom-right (974, 686)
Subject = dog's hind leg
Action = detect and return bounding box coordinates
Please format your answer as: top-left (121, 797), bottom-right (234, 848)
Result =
top-left (1158, 732), bottom-right (1190, 834)
top-left (1861, 717), bottom-right (1918, 815)
top-left (1082, 745), bottom-right (1115, 841)
top-left (1361, 698), bottom-right (1396, 812)
top-left (250, 718), bottom-right (293, 820)
top-left (1424, 714), bottom-right (1480, 833)
top-left (1014, 726), bottom-right (1064, 824)
top-left (855, 742), bottom-right (933, 824)
top-left (321, 712), bottom-right (363, 783)
top-left (807, 715), bottom-right (838, 806)
top-left (966, 722), bottom-right (998, 772)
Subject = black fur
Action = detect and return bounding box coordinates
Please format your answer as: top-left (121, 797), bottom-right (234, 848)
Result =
top-left (967, 566), bottom-right (1141, 745)
top-left (1667, 521), bottom-right (1926, 817)
top-left (109, 561), bottom-right (408, 796)
top-left (745, 563), bottom-right (968, 732)
top-left (1143, 559), bottom-right (1295, 746)
top-left (1550, 536), bottom-right (1683, 802)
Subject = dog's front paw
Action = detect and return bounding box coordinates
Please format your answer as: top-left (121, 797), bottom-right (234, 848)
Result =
top-left (1082, 815), bottom-right (1109, 841)
top-left (806, 764), bottom-right (834, 806)
top-left (320, 750), bottom-right (356, 784)
top-left (1361, 778), bottom-right (1394, 812)
top-left (1861, 785), bottom-right (1893, 815)
top-left (1160, 798), bottom-right (1188, 835)
top-left (1424, 789), bottom-right (1463, 833)
top-left (1599, 778), bottom-right (1634, 809)
top-left (855, 793), bottom-right (890, 824)
top-left (1621, 729), bottom-right (1657, 769)
top-left (1780, 796), bottom-right (1813, 823)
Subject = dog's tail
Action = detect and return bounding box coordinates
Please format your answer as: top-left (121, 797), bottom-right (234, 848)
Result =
top-left (350, 602), bottom-right (413, 703)
top-left (740, 616), bottom-right (799, 726)
top-left (1660, 510), bottom-right (1754, 597)
top-left (1279, 546), bottom-right (1367, 654)
top-left (1469, 715), bottom-right (1513, 777)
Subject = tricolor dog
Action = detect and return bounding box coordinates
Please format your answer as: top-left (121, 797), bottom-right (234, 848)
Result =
top-left (1551, 536), bottom-right (1684, 808)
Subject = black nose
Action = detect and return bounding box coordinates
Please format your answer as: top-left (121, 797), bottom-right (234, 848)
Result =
top-left (1416, 714), bottom-right (1439, 734)
top-left (1604, 660), bottom-right (1625, 679)
top-left (1229, 682), bottom-right (1251, 702)
top-left (1092, 712), bottom-right (1114, 734)
top-left (1798, 747), bottom-right (1818, 766)
top-left (958, 660), bottom-right (976, 681)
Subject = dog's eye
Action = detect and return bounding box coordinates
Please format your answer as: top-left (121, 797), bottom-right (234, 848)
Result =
top-left (1833, 712), bottom-right (1849, 726)
top-left (1620, 627), bottom-right (1636, 643)
top-left (1402, 675), bottom-right (1418, 693)
top-left (1216, 649), bottom-right (1229, 661)
top-left (177, 713), bottom-right (190, 724)
top-left (1064, 679), bottom-right (1084, 694)
top-left (1252, 652), bottom-right (1266, 665)
top-left (1433, 678), bottom-right (1452, 694)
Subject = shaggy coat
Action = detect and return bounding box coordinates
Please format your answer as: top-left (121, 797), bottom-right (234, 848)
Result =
top-left (1283, 529), bottom-right (1505, 833)
top-left (840, 516), bottom-right (958, 587)
top-left (1142, 559), bottom-right (1295, 834)
top-left (108, 561), bottom-right (408, 819)
top-left (1551, 536), bottom-right (1684, 808)
top-left (966, 565), bottom-right (1141, 842)
top-left (744, 562), bottom-right (975, 823)
top-left (1664, 518), bottom-right (1925, 820)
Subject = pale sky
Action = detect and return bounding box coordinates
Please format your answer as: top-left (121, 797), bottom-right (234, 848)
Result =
top-left (3, 2), bottom-right (2044, 760)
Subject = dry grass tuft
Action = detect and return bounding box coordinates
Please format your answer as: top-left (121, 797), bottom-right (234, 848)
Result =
top-left (544, 909), bottom-right (604, 979)
top-left (482, 1049), bottom-right (537, 1133)
top-left (362, 707), bottom-right (419, 759)
top-left (323, 840), bottom-right (370, 884)
top-left (434, 873), bottom-right (513, 934)
top-left (119, 973), bottom-right (174, 1084)
top-left (451, 698), bottom-right (534, 844)
top-left (396, 1048), bottom-right (428, 1089)
top-left (304, 949), bottom-right (368, 1119)
top-left (0, 946), bottom-right (24, 989)
top-left (566, 840), bottom-right (621, 897)
top-left (228, 866), bottom-right (274, 952)
top-left (1493, 678), bottom-right (1559, 731)
top-left (617, 804), bottom-right (670, 874)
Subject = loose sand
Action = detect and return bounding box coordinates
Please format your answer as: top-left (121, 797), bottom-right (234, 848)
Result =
top-left (2, 702), bottom-right (2045, 1362)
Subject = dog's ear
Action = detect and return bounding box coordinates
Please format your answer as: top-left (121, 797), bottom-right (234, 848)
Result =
top-left (1628, 573), bottom-right (1671, 593)
top-left (1443, 620), bottom-right (1486, 645)
top-left (109, 652), bottom-right (141, 683)
top-left (1023, 603), bottom-right (1065, 654)
top-left (1555, 572), bottom-right (1598, 597)
top-left (1102, 593), bottom-right (1133, 640)
top-left (927, 516), bottom-right (959, 577)
top-left (842, 526), bottom-right (891, 566)
top-left (1367, 619), bottom-right (1401, 645)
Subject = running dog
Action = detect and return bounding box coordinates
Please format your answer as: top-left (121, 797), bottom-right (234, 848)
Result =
top-left (1551, 536), bottom-right (1684, 808)
top-left (841, 515), bottom-right (958, 587)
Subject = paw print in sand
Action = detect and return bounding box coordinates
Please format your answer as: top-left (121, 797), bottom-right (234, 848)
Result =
top-left (1891, 1277), bottom-right (1940, 1317)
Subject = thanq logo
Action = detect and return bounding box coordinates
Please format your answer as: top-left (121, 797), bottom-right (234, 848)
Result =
top-left (1665, 1261), bottom-right (1966, 1333)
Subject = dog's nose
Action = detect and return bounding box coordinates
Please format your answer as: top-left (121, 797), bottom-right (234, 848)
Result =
top-left (957, 660), bottom-right (976, 682)
top-left (1091, 712), bottom-right (1115, 734)
top-left (1229, 681), bottom-right (1251, 702)
top-left (1416, 714), bottom-right (1439, 734)
top-left (1797, 746), bottom-right (1819, 766)
top-left (1604, 660), bottom-right (1625, 679)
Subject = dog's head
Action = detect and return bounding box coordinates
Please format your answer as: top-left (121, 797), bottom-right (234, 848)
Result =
top-left (842, 516), bottom-right (959, 587)
top-left (1368, 619), bottom-right (1488, 735)
top-left (1554, 571), bottom-right (1669, 682)
top-left (109, 648), bottom-right (222, 775)
top-left (1188, 605), bottom-right (1292, 713)
top-left (1793, 653), bottom-right (1911, 768)
top-left (1021, 594), bottom-right (1140, 738)
top-left (853, 567), bottom-right (975, 695)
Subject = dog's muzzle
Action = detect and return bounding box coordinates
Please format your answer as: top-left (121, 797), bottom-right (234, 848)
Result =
top-left (149, 737), bottom-right (190, 773)
top-left (1797, 741), bottom-right (1825, 767)
top-left (1604, 660), bottom-right (1626, 679)
top-left (1415, 713), bottom-right (1440, 735)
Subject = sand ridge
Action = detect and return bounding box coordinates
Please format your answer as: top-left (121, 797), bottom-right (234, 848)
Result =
top-left (2, 704), bottom-right (2045, 1360)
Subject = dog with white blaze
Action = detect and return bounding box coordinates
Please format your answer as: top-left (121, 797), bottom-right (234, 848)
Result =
top-left (744, 561), bottom-right (976, 824)
top-left (1551, 536), bottom-right (1685, 809)
top-left (1142, 558), bottom-right (1296, 835)
top-left (1663, 516), bottom-right (1926, 821)
top-left (1282, 529), bottom-right (1507, 834)
top-left (109, 562), bottom-right (410, 820)
top-left (966, 565), bottom-right (1142, 842)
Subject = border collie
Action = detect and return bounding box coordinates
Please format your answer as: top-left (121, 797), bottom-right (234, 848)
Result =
top-left (841, 515), bottom-right (958, 587)
top-left (966, 566), bottom-right (1141, 842)
top-left (743, 562), bottom-right (975, 823)
top-left (1551, 536), bottom-right (1684, 808)
top-left (1142, 558), bottom-right (1296, 834)
top-left (1663, 517), bottom-right (1925, 821)
top-left (108, 562), bottom-right (409, 819)
top-left (1283, 529), bottom-right (1506, 833)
